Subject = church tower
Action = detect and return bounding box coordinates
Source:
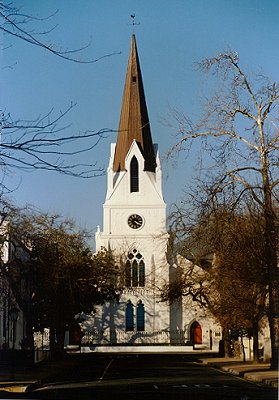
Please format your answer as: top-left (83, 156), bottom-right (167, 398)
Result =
top-left (84, 34), bottom-right (221, 349)
top-left (94, 34), bottom-right (170, 340)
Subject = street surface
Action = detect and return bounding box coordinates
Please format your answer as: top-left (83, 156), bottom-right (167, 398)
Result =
top-left (1, 354), bottom-right (277, 400)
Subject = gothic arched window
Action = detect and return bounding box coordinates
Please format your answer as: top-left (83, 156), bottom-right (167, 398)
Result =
top-left (126, 300), bottom-right (134, 331)
top-left (125, 260), bottom-right (131, 287)
top-left (132, 259), bottom-right (138, 286)
top-left (125, 250), bottom-right (145, 287)
top-left (130, 156), bottom-right (139, 192)
top-left (139, 260), bottom-right (145, 287)
top-left (137, 300), bottom-right (145, 331)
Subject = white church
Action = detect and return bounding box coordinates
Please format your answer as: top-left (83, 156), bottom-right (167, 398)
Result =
top-left (82, 34), bottom-right (221, 350)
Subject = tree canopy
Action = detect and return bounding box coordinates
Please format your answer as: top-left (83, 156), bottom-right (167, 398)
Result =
top-left (3, 207), bottom-right (120, 351)
top-left (163, 205), bottom-right (269, 360)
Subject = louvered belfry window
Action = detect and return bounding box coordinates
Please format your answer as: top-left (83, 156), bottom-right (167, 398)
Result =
top-left (130, 156), bottom-right (139, 192)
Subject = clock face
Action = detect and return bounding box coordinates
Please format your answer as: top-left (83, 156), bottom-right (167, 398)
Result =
top-left (128, 214), bottom-right (143, 229)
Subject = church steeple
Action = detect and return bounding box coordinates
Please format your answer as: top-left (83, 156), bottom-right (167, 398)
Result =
top-left (113, 34), bottom-right (156, 173)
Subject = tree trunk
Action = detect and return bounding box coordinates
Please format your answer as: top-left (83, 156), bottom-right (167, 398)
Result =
top-left (49, 326), bottom-right (56, 354)
top-left (264, 211), bottom-right (279, 370)
top-left (55, 324), bottom-right (66, 353)
top-left (261, 149), bottom-right (279, 370)
top-left (222, 329), bottom-right (232, 357)
top-left (252, 321), bottom-right (260, 363)
top-left (25, 310), bottom-right (35, 352)
top-left (268, 281), bottom-right (279, 369)
top-left (240, 334), bottom-right (246, 362)
top-left (49, 324), bottom-right (66, 357)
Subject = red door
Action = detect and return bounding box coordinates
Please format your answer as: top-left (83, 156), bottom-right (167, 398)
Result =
top-left (190, 321), bottom-right (202, 344)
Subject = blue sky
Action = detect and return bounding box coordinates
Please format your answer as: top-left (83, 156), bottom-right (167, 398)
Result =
top-left (2, 0), bottom-right (279, 247)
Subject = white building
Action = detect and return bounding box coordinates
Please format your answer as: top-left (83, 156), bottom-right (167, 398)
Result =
top-left (0, 221), bottom-right (26, 351)
top-left (84, 35), bottom-right (221, 349)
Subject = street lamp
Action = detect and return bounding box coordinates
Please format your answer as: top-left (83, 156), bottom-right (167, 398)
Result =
top-left (9, 305), bottom-right (19, 379)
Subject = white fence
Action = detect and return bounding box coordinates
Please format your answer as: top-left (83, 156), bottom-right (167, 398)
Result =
top-left (81, 329), bottom-right (191, 346)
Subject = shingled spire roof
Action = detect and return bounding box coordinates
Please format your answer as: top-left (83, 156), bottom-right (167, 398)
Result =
top-left (113, 34), bottom-right (156, 172)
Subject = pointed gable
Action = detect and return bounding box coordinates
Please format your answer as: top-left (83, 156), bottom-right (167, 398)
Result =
top-left (113, 34), bottom-right (156, 173)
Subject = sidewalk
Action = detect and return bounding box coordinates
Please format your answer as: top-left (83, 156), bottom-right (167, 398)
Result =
top-left (199, 357), bottom-right (278, 389)
top-left (78, 345), bottom-right (217, 353)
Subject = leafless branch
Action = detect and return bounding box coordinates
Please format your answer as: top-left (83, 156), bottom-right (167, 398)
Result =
top-left (0, 2), bottom-right (121, 63)
top-left (1, 105), bottom-right (116, 178)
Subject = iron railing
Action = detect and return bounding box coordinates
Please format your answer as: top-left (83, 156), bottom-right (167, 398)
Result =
top-left (34, 329), bottom-right (50, 350)
top-left (81, 329), bottom-right (190, 346)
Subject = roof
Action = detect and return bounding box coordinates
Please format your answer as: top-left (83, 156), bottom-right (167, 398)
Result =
top-left (113, 34), bottom-right (156, 172)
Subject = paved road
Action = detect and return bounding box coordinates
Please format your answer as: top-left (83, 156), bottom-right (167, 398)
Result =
top-left (2, 354), bottom-right (278, 399)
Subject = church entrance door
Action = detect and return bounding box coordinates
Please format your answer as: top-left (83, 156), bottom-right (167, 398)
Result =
top-left (190, 321), bottom-right (202, 344)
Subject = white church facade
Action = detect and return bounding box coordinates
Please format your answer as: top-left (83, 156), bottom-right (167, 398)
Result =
top-left (82, 35), bottom-right (221, 350)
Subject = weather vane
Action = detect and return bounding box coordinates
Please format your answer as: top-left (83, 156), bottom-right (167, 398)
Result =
top-left (129, 13), bottom-right (140, 32)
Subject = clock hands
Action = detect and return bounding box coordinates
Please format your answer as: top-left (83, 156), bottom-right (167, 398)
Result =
top-left (128, 214), bottom-right (143, 229)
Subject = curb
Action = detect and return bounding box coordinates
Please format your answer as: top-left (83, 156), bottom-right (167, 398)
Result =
top-left (243, 371), bottom-right (278, 388)
top-left (199, 358), bottom-right (278, 389)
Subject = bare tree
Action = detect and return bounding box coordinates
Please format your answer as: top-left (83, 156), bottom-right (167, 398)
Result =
top-left (163, 201), bottom-right (269, 361)
top-left (0, 1), bottom-right (119, 188)
top-left (169, 51), bottom-right (278, 368)
top-left (0, 2), bottom-right (118, 63)
top-left (1, 108), bottom-right (112, 180)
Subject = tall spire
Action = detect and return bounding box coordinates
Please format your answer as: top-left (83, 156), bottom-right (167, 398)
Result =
top-left (113, 34), bottom-right (156, 172)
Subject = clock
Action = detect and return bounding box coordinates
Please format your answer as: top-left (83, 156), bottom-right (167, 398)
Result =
top-left (128, 214), bottom-right (143, 229)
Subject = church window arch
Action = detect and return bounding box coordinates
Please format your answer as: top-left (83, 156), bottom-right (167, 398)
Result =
top-left (139, 260), bottom-right (145, 287)
top-left (136, 300), bottom-right (145, 331)
top-left (125, 260), bottom-right (132, 286)
top-left (125, 250), bottom-right (145, 287)
top-left (132, 259), bottom-right (138, 286)
top-left (125, 300), bottom-right (134, 331)
top-left (130, 156), bottom-right (139, 192)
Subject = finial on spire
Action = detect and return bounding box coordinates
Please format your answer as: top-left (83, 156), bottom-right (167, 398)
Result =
top-left (129, 13), bottom-right (140, 32)
top-left (130, 13), bottom-right (136, 25)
